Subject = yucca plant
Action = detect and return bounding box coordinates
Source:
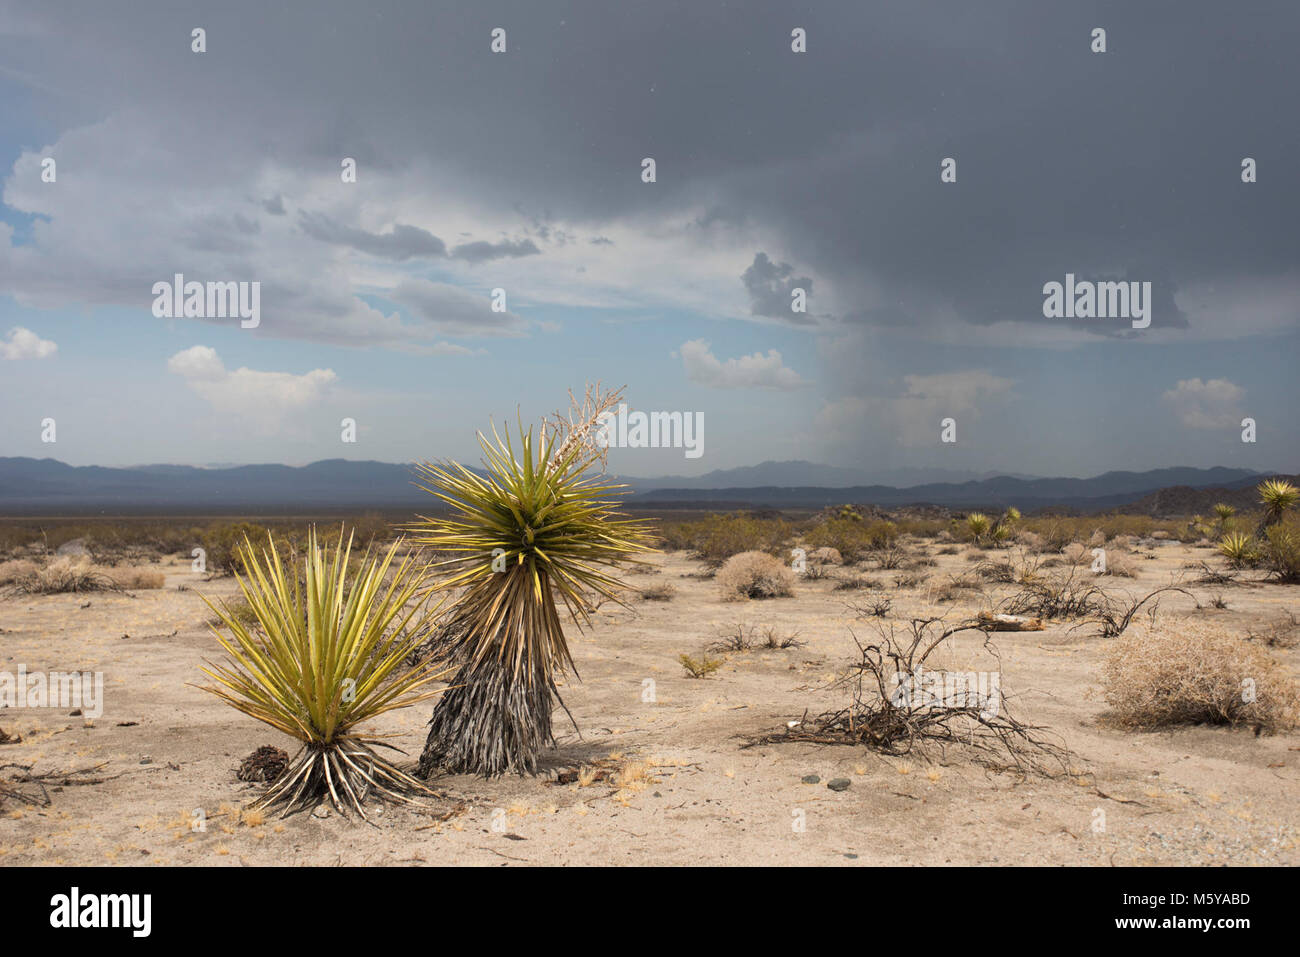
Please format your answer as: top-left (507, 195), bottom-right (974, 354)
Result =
top-left (199, 529), bottom-right (447, 818)
top-left (965, 512), bottom-right (991, 544)
top-left (408, 386), bottom-right (654, 776)
top-left (1258, 479), bottom-right (1299, 531)
top-left (1218, 532), bottom-right (1258, 569)
top-left (1212, 503), bottom-right (1235, 522)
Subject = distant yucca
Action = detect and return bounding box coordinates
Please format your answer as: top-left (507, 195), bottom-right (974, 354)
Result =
top-left (408, 386), bottom-right (654, 776)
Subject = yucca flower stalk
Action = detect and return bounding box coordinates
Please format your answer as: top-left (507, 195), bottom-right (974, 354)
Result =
top-left (199, 529), bottom-right (447, 819)
top-left (408, 386), bottom-right (654, 776)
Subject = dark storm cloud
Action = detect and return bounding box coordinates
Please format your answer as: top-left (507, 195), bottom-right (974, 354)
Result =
top-left (5, 0), bottom-right (1298, 341)
top-left (298, 212), bottom-right (447, 260)
top-left (449, 238), bottom-right (541, 263)
top-left (741, 252), bottom-right (815, 322)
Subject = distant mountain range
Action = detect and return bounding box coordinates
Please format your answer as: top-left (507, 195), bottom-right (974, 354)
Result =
top-left (0, 457), bottom-right (1274, 515)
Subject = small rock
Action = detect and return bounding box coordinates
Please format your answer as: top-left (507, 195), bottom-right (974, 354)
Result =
top-left (801, 774), bottom-right (821, 785)
top-left (827, 778), bottom-right (852, 792)
top-left (139, 755), bottom-right (153, 765)
top-left (312, 805), bottom-right (331, 819)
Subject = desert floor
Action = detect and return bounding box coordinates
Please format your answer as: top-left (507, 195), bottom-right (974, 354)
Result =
top-left (1, 540), bottom-right (1297, 866)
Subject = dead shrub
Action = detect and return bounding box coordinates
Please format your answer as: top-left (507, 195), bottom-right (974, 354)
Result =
top-left (716, 551), bottom-right (795, 601)
top-left (748, 616), bottom-right (1072, 775)
top-left (1099, 623), bottom-right (1300, 733)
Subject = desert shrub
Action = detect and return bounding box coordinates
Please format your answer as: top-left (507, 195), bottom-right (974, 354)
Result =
top-left (759, 626), bottom-right (803, 649)
top-left (1261, 523), bottom-right (1300, 582)
top-left (679, 653), bottom-right (722, 678)
top-left (668, 513), bottom-right (794, 566)
top-left (1099, 623), bottom-right (1300, 732)
top-left (4, 557), bottom-right (118, 594)
top-left (806, 518), bottom-right (897, 563)
top-left (1101, 551), bottom-right (1135, 578)
top-left (201, 522), bottom-right (270, 575)
top-left (872, 543), bottom-right (908, 569)
top-left (0, 559), bottom-right (38, 587)
top-left (716, 550), bottom-right (796, 601)
top-left (845, 595), bottom-right (892, 617)
top-left (638, 581), bottom-right (677, 601)
top-left (708, 622), bottom-right (756, 652)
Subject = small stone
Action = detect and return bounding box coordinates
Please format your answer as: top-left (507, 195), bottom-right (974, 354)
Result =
top-left (312, 805), bottom-right (331, 819)
top-left (801, 774), bottom-right (820, 785)
top-left (827, 778), bottom-right (852, 792)
top-left (139, 755), bottom-right (153, 765)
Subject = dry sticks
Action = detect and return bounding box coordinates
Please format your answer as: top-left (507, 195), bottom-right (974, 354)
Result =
top-left (750, 616), bottom-right (1074, 777)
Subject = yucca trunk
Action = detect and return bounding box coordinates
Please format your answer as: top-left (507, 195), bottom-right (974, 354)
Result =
top-left (417, 640), bottom-right (558, 777)
top-left (417, 564), bottom-right (573, 776)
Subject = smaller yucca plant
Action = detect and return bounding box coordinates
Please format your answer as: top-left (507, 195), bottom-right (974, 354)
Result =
top-left (1212, 503), bottom-right (1235, 522)
top-left (199, 529), bottom-right (447, 819)
top-left (965, 512), bottom-right (991, 543)
top-left (1218, 532), bottom-right (1259, 569)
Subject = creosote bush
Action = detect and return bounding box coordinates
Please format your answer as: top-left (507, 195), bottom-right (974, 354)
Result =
top-left (1099, 622), bottom-right (1299, 733)
top-left (715, 550), bottom-right (796, 601)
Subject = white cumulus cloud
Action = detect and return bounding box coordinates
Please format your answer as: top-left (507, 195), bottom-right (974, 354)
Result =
top-left (168, 345), bottom-right (337, 432)
top-left (0, 326), bottom-right (57, 359)
top-left (1161, 377), bottom-right (1245, 429)
top-left (678, 339), bottom-right (805, 390)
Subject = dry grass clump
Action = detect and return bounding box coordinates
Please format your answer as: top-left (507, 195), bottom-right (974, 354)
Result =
top-left (2, 557), bottom-right (120, 594)
top-left (1099, 622), bottom-right (1300, 733)
top-left (716, 550), bottom-right (796, 601)
top-left (0, 559), bottom-right (39, 587)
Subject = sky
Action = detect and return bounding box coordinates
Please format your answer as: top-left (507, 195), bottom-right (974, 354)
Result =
top-left (0, 0), bottom-right (1296, 479)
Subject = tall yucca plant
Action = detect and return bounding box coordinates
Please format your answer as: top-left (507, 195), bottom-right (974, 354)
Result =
top-left (199, 529), bottom-right (447, 818)
top-left (408, 386), bottom-right (654, 776)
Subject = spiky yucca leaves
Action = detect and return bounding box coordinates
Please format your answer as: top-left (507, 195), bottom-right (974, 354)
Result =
top-left (409, 390), bottom-right (654, 776)
top-left (1218, 532), bottom-right (1258, 569)
top-left (199, 530), bottom-right (447, 819)
top-left (1259, 480), bottom-right (1298, 525)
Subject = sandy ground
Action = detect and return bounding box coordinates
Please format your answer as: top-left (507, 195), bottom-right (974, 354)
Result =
top-left (1, 539), bottom-right (1297, 866)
